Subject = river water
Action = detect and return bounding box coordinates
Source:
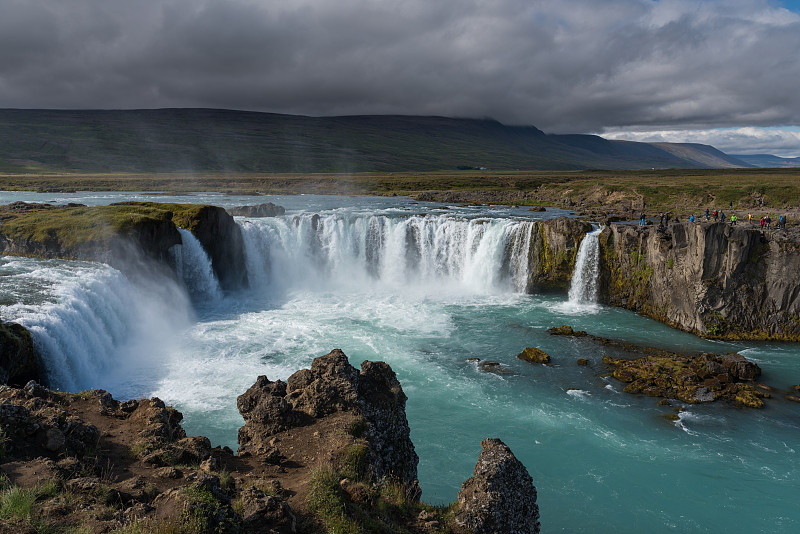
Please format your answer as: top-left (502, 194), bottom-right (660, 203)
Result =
top-left (1, 192), bottom-right (798, 533)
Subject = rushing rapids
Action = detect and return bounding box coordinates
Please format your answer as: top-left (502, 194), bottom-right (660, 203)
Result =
top-left (1, 193), bottom-right (799, 533)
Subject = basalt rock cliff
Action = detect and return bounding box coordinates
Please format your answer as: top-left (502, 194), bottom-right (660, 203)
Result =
top-left (598, 221), bottom-right (800, 340)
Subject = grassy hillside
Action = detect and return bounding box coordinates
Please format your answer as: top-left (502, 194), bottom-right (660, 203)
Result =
top-left (0, 109), bottom-right (747, 173)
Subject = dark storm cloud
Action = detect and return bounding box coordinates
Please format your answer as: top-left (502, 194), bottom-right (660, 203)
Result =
top-left (1, 0), bottom-right (799, 134)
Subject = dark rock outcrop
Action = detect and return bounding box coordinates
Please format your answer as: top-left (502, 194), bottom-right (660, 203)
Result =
top-left (239, 486), bottom-right (296, 533)
top-left (456, 438), bottom-right (540, 534)
top-left (182, 205), bottom-right (248, 290)
top-left (229, 203), bottom-right (286, 217)
top-left (0, 381), bottom-right (100, 457)
top-left (526, 217), bottom-right (593, 292)
top-left (0, 321), bottom-right (40, 386)
top-left (598, 221), bottom-right (800, 340)
top-left (237, 349), bottom-right (418, 485)
top-left (517, 347), bottom-right (551, 364)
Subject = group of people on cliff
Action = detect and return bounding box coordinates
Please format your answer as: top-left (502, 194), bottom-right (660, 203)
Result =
top-left (638, 209), bottom-right (787, 230)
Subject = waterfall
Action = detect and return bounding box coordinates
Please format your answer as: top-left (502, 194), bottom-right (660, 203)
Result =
top-left (173, 228), bottom-right (222, 302)
top-left (237, 214), bottom-right (538, 294)
top-left (0, 258), bottom-right (193, 394)
top-left (568, 227), bottom-right (602, 304)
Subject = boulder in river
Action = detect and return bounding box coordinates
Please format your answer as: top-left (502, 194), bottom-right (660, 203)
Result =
top-left (517, 347), bottom-right (552, 364)
top-left (228, 203), bottom-right (285, 217)
top-left (456, 438), bottom-right (540, 534)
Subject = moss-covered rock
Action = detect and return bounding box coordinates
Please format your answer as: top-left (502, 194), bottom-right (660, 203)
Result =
top-left (0, 201), bottom-right (248, 289)
top-left (527, 217), bottom-right (593, 292)
top-left (517, 347), bottom-right (551, 364)
top-left (547, 325), bottom-right (587, 336)
top-left (602, 351), bottom-right (766, 408)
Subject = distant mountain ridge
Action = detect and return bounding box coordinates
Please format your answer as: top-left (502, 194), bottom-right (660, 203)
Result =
top-left (732, 154), bottom-right (800, 168)
top-left (0, 108), bottom-right (749, 173)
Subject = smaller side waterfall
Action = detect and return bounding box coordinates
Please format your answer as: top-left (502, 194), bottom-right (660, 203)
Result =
top-left (174, 229), bottom-right (222, 302)
top-left (568, 227), bottom-right (602, 304)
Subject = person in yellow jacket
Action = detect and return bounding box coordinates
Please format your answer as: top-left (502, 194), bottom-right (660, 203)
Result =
top-left (731, 214), bottom-right (738, 226)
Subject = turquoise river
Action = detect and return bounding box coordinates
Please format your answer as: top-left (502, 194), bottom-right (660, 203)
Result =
top-left (0, 192), bottom-right (798, 533)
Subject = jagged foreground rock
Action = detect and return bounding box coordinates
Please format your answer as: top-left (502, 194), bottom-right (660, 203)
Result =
top-left (237, 348), bottom-right (419, 486)
top-left (456, 438), bottom-right (540, 534)
top-left (0, 349), bottom-right (536, 532)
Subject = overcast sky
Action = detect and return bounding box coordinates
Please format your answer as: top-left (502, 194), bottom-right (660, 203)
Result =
top-left (1, 0), bottom-right (799, 156)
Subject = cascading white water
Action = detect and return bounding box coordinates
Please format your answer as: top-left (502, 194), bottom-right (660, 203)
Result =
top-left (568, 227), bottom-right (602, 304)
top-left (173, 228), bottom-right (222, 302)
top-left (238, 214), bottom-right (538, 294)
top-left (0, 257), bottom-right (193, 394)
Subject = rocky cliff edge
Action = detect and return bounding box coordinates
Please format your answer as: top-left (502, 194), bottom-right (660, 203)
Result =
top-left (0, 349), bottom-right (540, 533)
top-left (599, 221), bottom-right (800, 340)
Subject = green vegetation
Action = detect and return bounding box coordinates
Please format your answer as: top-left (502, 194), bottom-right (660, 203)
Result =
top-left (0, 476), bottom-right (61, 528)
top-left (347, 417), bottom-right (369, 439)
top-left (0, 201), bottom-right (209, 251)
top-left (3, 168), bottom-right (798, 217)
top-left (180, 485), bottom-right (239, 534)
top-left (306, 440), bottom-right (458, 533)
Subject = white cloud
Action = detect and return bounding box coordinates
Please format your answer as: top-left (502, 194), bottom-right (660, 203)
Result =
top-left (600, 127), bottom-right (800, 157)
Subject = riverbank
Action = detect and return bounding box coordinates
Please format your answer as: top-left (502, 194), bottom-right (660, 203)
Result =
top-left (2, 168), bottom-right (800, 216)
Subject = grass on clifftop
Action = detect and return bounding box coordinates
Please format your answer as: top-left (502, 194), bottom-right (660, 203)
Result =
top-left (2, 168), bottom-right (800, 214)
top-left (0, 202), bottom-right (209, 249)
